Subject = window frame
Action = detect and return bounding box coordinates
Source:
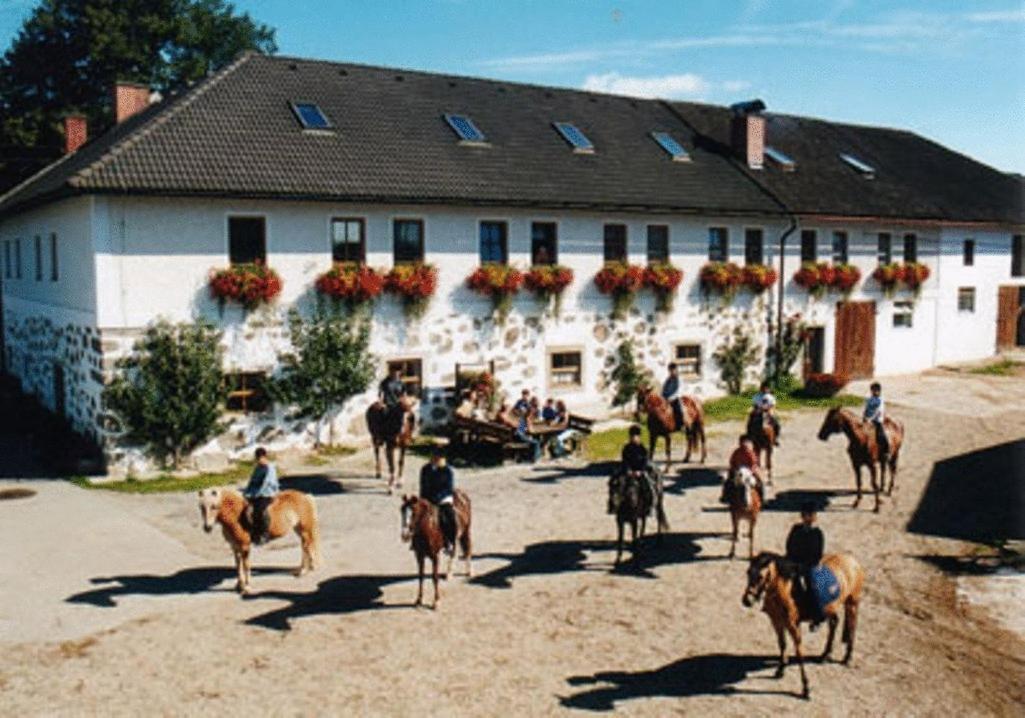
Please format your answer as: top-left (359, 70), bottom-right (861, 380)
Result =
top-left (708, 226), bottom-right (729, 263)
top-left (877, 232), bottom-right (892, 265)
top-left (392, 218), bottom-right (426, 265)
top-left (957, 287), bottom-right (976, 313)
top-left (530, 221), bottom-right (559, 266)
top-left (744, 227), bottom-right (764, 266)
top-left (800, 229), bottom-right (818, 263)
top-left (478, 220), bottom-right (509, 265)
top-left (893, 301), bottom-right (914, 328)
top-left (831, 230), bottom-right (849, 264)
top-left (547, 348), bottom-right (583, 391)
top-left (289, 101), bottom-right (333, 130)
top-left (386, 357), bottom-right (423, 398)
top-left (674, 343), bottom-right (702, 378)
top-left (603, 223), bottom-right (628, 263)
top-left (646, 224), bottom-right (669, 264)
top-left (329, 217), bottom-right (366, 264)
top-left (444, 113), bottom-right (487, 143)
top-left (226, 215), bottom-right (267, 266)
top-left (552, 122), bottom-right (595, 153)
top-left (224, 371), bottom-right (270, 414)
top-left (49, 233), bottom-right (58, 281)
top-left (903, 233), bottom-right (918, 263)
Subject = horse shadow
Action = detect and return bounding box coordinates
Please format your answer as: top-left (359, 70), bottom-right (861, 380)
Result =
top-left (664, 466), bottom-right (724, 496)
top-left (279, 473), bottom-right (346, 496)
top-left (63, 566), bottom-right (291, 607)
top-left (761, 489), bottom-right (854, 513)
top-left (560, 653), bottom-right (791, 710)
top-left (243, 573), bottom-right (413, 631)
top-left (520, 461), bottom-right (617, 485)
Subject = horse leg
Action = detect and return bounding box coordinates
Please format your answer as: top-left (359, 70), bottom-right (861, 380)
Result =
top-left (887, 453), bottom-right (898, 496)
top-left (372, 440), bottom-right (382, 479)
top-left (842, 600), bottom-right (859, 665)
top-left (415, 554), bottom-right (425, 607)
top-left (233, 547), bottom-right (245, 593)
top-left (664, 434), bottom-right (672, 472)
top-left (615, 520), bottom-right (624, 566)
top-left (729, 512), bottom-right (738, 559)
top-left (446, 537), bottom-right (455, 581)
top-left (431, 555), bottom-right (441, 609)
top-left (852, 462), bottom-right (863, 509)
top-left (396, 445), bottom-right (406, 490)
top-left (788, 624), bottom-right (810, 699)
top-left (822, 614), bottom-right (839, 660)
top-left (699, 423), bottom-right (707, 464)
top-left (869, 462), bottom-right (881, 513)
top-left (629, 519), bottom-right (639, 561)
top-left (461, 527), bottom-right (473, 578)
top-left (241, 547), bottom-right (252, 595)
top-left (683, 427), bottom-right (692, 464)
top-left (294, 524), bottom-right (308, 577)
top-left (386, 443), bottom-right (397, 494)
top-left (773, 622), bottom-right (787, 678)
top-left (765, 446), bottom-right (773, 486)
top-left (748, 516), bottom-right (756, 559)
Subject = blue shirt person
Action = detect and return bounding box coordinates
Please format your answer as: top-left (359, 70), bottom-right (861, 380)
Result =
top-left (863, 382), bottom-right (889, 456)
top-left (419, 447), bottom-right (457, 548)
top-left (242, 447), bottom-right (279, 543)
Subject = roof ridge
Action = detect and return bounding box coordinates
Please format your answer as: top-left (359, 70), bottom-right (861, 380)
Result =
top-left (0, 138), bottom-right (80, 207)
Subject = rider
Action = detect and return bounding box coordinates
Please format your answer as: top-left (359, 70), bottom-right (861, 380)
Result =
top-left (242, 447), bottom-right (280, 545)
top-left (419, 445), bottom-right (457, 553)
top-left (751, 381), bottom-right (782, 447)
top-left (661, 362), bottom-right (685, 430)
top-left (379, 366), bottom-right (408, 435)
top-left (863, 381), bottom-right (889, 459)
top-left (613, 425), bottom-right (658, 513)
top-left (723, 434), bottom-right (765, 503)
top-left (785, 502), bottom-right (826, 631)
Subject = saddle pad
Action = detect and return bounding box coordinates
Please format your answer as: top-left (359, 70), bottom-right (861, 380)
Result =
top-left (809, 565), bottom-right (841, 613)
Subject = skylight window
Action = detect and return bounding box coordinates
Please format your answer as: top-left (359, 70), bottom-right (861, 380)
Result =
top-left (444, 114), bottom-right (486, 143)
top-left (764, 146), bottom-right (796, 171)
top-left (290, 102), bottom-right (332, 130)
top-left (553, 122), bottom-right (594, 152)
top-left (839, 152), bottom-right (875, 178)
top-left (651, 132), bottom-right (691, 162)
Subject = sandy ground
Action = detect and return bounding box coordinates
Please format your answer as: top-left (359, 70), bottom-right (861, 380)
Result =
top-left (1, 371), bottom-right (1024, 716)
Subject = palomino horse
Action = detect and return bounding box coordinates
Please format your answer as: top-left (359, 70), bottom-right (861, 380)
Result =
top-left (607, 470), bottom-right (669, 565)
top-left (400, 490), bottom-right (472, 609)
top-left (366, 396), bottom-right (417, 494)
top-left (198, 487), bottom-right (320, 595)
top-left (746, 410), bottom-right (776, 484)
top-left (636, 386), bottom-right (707, 469)
top-left (724, 466), bottom-right (762, 559)
top-left (742, 551), bottom-right (865, 699)
top-left (818, 407), bottom-right (904, 512)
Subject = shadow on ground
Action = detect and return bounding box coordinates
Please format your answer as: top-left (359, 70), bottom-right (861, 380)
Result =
top-left (63, 566), bottom-right (296, 607)
top-left (907, 439), bottom-right (1025, 542)
top-left (244, 574), bottom-right (413, 630)
top-left (664, 466), bottom-right (723, 496)
top-left (279, 474), bottom-right (347, 496)
top-left (520, 461), bottom-right (616, 485)
top-left (560, 653), bottom-right (791, 710)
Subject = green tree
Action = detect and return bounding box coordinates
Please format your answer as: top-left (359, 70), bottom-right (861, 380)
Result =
top-left (0, 0), bottom-right (276, 190)
top-left (712, 326), bottom-right (761, 395)
top-left (609, 339), bottom-right (653, 410)
top-left (104, 319), bottom-right (225, 469)
top-left (270, 310), bottom-right (377, 447)
top-left (767, 314), bottom-right (807, 390)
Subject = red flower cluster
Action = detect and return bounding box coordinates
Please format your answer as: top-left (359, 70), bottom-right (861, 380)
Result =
top-left (792, 262), bottom-right (836, 298)
top-left (643, 262), bottom-right (684, 293)
top-left (801, 372), bottom-right (850, 398)
top-left (386, 263), bottom-right (438, 299)
top-left (872, 262), bottom-right (902, 293)
top-left (699, 261), bottom-right (744, 296)
top-left (594, 262), bottom-right (646, 295)
top-left (468, 371), bottom-right (496, 397)
top-left (524, 265), bottom-right (574, 295)
top-left (831, 263), bottom-right (862, 293)
top-left (901, 261), bottom-right (930, 289)
top-left (314, 263), bottom-right (385, 303)
top-left (872, 261), bottom-right (930, 295)
top-left (209, 262), bottom-right (283, 310)
top-left (742, 264), bottom-right (778, 293)
top-left (466, 264), bottom-right (524, 296)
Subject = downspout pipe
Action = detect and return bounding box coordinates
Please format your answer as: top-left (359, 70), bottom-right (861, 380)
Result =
top-left (774, 214), bottom-right (798, 383)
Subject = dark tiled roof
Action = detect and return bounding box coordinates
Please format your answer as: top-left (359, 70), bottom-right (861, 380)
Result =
top-left (0, 53), bottom-right (780, 218)
top-left (673, 102), bottom-right (1024, 225)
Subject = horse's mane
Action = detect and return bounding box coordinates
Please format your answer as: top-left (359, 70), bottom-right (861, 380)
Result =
top-left (752, 551), bottom-right (800, 580)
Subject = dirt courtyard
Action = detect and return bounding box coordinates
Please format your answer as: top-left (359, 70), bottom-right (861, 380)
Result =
top-left (1, 370), bottom-right (1024, 716)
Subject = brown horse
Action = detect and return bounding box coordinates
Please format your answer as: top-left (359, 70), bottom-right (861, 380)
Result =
top-left (742, 551), bottom-right (865, 699)
top-left (366, 396), bottom-right (417, 494)
top-left (198, 487), bottom-right (321, 595)
top-left (400, 490), bottom-right (472, 609)
top-left (724, 466), bottom-right (762, 559)
top-left (818, 407), bottom-right (904, 512)
top-left (607, 470), bottom-right (669, 565)
top-left (746, 410), bottom-right (776, 484)
top-left (636, 386), bottom-right (707, 469)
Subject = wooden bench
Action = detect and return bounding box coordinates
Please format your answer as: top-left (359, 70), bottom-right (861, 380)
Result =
top-left (449, 415), bottom-right (533, 462)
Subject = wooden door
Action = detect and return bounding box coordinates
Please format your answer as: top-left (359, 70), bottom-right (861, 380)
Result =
top-left (996, 286), bottom-right (1022, 350)
top-left (803, 327), bottom-right (825, 376)
top-left (834, 301), bottom-right (875, 379)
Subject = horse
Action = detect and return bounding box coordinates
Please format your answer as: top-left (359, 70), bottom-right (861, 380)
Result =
top-left (817, 407), bottom-right (904, 512)
top-left (197, 487), bottom-right (320, 595)
top-left (636, 386), bottom-right (707, 469)
top-left (724, 466), bottom-right (762, 559)
top-left (400, 490), bottom-right (473, 609)
top-left (746, 410), bottom-right (776, 484)
top-left (742, 551), bottom-right (865, 699)
top-left (366, 396), bottom-right (417, 494)
top-left (607, 470), bottom-right (669, 565)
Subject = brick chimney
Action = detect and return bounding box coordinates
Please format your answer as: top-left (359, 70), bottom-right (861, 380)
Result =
top-left (63, 115), bottom-right (87, 154)
top-left (730, 99), bottom-right (767, 170)
top-left (113, 81), bottom-right (150, 123)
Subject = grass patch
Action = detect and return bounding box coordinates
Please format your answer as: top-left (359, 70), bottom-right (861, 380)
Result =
top-left (71, 462), bottom-right (253, 494)
top-left (968, 359), bottom-right (1024, 377)
top-left (315, 445), bottom-right (358, 457)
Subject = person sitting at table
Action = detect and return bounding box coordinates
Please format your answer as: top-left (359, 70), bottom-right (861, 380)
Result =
top-left (514, 404), bottom-right (542, 463)
top-left (496, 401), bottom-right (518, 429)
top-left (541, 398), bottom-right (557, 423)
top-left (550, 400), bottom-right (581, 458)
top-left (454, 389), bottom-right (476, 419)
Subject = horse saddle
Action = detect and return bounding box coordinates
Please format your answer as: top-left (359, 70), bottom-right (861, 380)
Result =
top-left (807, 565), bottom-right (841, 615)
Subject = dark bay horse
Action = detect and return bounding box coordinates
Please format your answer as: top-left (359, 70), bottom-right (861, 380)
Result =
top-left (818, 407), bottom-right (904, 512)
top-left (607, 470), bottom-right (669, 565)
top-left (366, 397), bottom-right (417, 494)
top-left (742, 552), bottom-right (865, 699)
top-left (636, 387), bottom-right (707, 469)
top-left (400, 490), bottom-right (472, 608)
top-left (746, 410), bottom-right (776, 484)
top-left (724, 466), bottom-right (761, 559)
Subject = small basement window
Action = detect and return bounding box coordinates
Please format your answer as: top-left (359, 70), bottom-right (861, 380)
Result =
top-left (444, 114), bottom-right (486, 143)
top-left (764, 146), bottom-right (796, 171)
top-left (957, 287), bottom-right (976, 313)
top-left (387, 358), bottom-right (423, 398)
top-left (839, 152), bottom-right (875, 178)
top-left (893, 301), bottom-right (913, 328)
top-left (651, 131), bottom-right (690, 161)
top-left (225, 372), bottom-right (270, 413)
top-left (674, 344), bottom-right (702, 377)
top-left (549, 350), bottom-right (583, 389)
top-left (290, 101), bottom-right (332, 129)
top-left (553, 122), bottom-right (594, 152)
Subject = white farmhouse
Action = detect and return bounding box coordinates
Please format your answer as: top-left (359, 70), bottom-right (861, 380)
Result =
top-left (0, 53), bottom-right (1022, 466)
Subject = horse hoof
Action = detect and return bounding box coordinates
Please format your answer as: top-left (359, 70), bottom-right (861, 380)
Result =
top-left (802, 688), bottom-right (810, 700)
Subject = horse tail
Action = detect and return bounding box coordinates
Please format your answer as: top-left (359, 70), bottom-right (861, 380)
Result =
top-left (656, 499), bottom-right (670, 533)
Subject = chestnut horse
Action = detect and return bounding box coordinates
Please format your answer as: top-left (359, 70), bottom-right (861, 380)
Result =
top-left (818, 407), bottom-right (904, 512)
top-left (198, 487), bottom-right (320, 595)
top-left (636, 386), bottom-right (707, 469)
top-left (366, 396), bottom-right (417, 494)
top-left (746, 410), bottom-right (776, 484)
top-left (742, 551), bottom-right (865, 699)
top-left (400, 490), bottom-right (472, 609)
top-left (724, 466), bottom-right (761, 559)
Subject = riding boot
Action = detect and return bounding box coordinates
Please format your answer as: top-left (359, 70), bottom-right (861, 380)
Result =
top-left (440, 503), bottom-right (457, 554)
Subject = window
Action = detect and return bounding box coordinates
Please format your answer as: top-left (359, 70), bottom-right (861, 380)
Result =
top-left (15, 239), bottom-right (21, 279)
top-left (603, 224), bottom-right (627, 263)
top-left (479, 221), bottom-right (507, 264)
top-left (225, 372), bottom-right (269, 414)
top-left (3, 241), bottom-right (9, 279)
top-left (387, 358), bottom-right (423, 398)
top-left (548, 350), bottom-right (582, 388)
top-left (708, 227), bottom-right (728, 262)
top-left (228, 216), bottom-right (266, 265)
top-left (764, 146), bottom-right (796, 171)
top-left (49, 233), bottom-right (58, 281)
top-left (839, 152), bottom-right (875, 178)
top-left (800, 230), bottom-right (817, 263)
top-left (962, 239), bottom-right (975, 266)
top-left (647, 225), bottom-right (669, 264)
top-left (34, 235), bottom-right (42, 281)
top-left (1012, 235), bottom-right (1023, 277)
top-left (651, 132), bottom-right (690, 161)
top-left (893, 301), bottom-right (913, 328)
top-left (290, 102), bottom-right (332, 129)
top-left (674, 344), bottom-right (701, 377)
top-left (903, 233), bottom-right (918, 263)
top-left (877, 233), bottom-right (892, 265)
top-left (744, 228), bottom-right (764, 265)
top-left (444, 114), bottom-right (486, 143)
top-left (957, 287), bottom-right (976, 313)
top-left (553, 122), bottom-right (594, 152)
top-left (531, 222), bottom-right (558, 265)
top-left (832, 231), bottom-right (849, 264)
top-left (331, 218), bottom-right (365, 263)
top-left (393, 219), bottom-right (425, 264)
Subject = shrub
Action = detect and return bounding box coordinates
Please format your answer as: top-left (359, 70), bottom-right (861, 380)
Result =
top-left (103, 320), bottom-right (225, 469)
top-left (801, 372), bottom-right (849, 398)
top-left (743, 264), bottom-right (778, 294)
top-left (466, 264), bottom-right (524, 325)
top-left (644, 262), bottom-right (684, 312)
top-left (524, 264), bottom-right (574, 316)
top-left (700, 261), bottom-right (744, 303)
top-left (208, 262), bottom-right (282, 311)
top-left (385, 263), bottom-right (438, 320)
top-left (609, 339), bottom-right (654, 409)
top-left (315, 263), bottom-right (385, 311)
top-left (594, 262), bottom-right (645, 319)
top-left (712, 325), bottom-right (761, 395)
top-left (766, 313), bottom-right (806, 389)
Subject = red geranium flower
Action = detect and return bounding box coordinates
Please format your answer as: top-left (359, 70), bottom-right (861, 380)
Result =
top-left (209, 262), bottom-right (283, 310)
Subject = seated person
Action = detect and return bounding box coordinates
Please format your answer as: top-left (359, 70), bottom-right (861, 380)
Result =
top-left (419, 445), bottom-right (457, 553)
top-left (610, 425), bottom-right (658, 512)
top-left (863, 382), bottom-right (889, 459)
top-left (242, 447), bottom-right (279, 545)
top-left (750, 381), bottom-right (782, 446)
top-left (662, 362), bottom-right (685, 429)
top-left (785, 502), bottom-right (826, 630)
top-left (514, 405), bottom-right (542, 463)
top-left (541, 398), bottom-right (557, 424)
top-left (454, 389), bottom-right (476, 419)
top-left (512, 389), bottom-right (532, 417)
top-left (723, 434), bottom-right (765, 503)
top-left (549, 400), bottom-right (579, 458)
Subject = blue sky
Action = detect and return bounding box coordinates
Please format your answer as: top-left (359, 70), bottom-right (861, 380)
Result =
top-left (2, 0), bottom-right (1023, 172)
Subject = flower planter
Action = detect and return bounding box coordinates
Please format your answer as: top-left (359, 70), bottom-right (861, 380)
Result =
top-left (700, 261), bottom-right (744, 303)
top-left (385, 263), bottom-right (438, 320)
top-left (901, 262), bottom-right (930, 295)
top-left (314, 263), bottom-right (385, 311)
top-left (594, 262), bottom-right (645, 319)
top-left (466, 264), bottom-right (524, 325)
top-left (831, 263), bottom-right (862, 295)
top-left (872, 263), bottom-right (902, 297)
top-left (524, 265), bottom-right (574, 316)
top-left (742, 264), bottom-right (778, 294)
top-left (644, 262), bottom-right (684, 312)
top-left (208, 262), bottom-right (283, 311)
top-left (792, 261), bottom-right (835, 300)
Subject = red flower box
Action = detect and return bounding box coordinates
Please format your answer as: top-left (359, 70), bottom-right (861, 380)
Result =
top-left (743, 264), bottom-right (778, 293)
top-left (466, 264), bottom-right (524, 324)
top-left (594, 262), bottom-right (646, 319)
top-left (793, 261), bottom-right (834, 299)
top-left (209, 262), bottom-right (282, 311)
top-left (644, 262), bottom-right (684, 311)
top-left (831, 263), bottom-right (862, 294)
top-left (700, 261), bottom-right (744, 302)
top-left (873, 263), bottom-right (902, 296)
top-left (524, 265), bottom-right (574, 315)
top-left (900, 262), bottom-right (930, 291)
top-left (386, 263), bottom-right (438, 319)
top-left (315, 263), bottom-right (385, 305)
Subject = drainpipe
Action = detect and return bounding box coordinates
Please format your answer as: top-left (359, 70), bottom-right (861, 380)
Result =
top-left (774, 214), bottom-right (798, 381)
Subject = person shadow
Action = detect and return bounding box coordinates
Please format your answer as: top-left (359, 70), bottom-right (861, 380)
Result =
top-left (64, 566), bottom-right (288, 607)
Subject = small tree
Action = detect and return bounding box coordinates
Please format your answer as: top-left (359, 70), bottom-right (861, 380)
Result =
top-left (104, 319), bottom-right (225, 469)
top-left (713, 326), bottom-right (761, 395)
top-left (270, 309), bottom-right (376, 447)
top-left (609, 339), bottom-right (653, 410)
top-left (767, 314), bottom-right (807, 390)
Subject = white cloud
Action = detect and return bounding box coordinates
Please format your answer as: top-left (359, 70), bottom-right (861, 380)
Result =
top-left (581, 72), bottom-right (709, 98)
top-left (723, 80), bottom-right (752, 93)
top-left (965, 9), bottom-right (1025, 23)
